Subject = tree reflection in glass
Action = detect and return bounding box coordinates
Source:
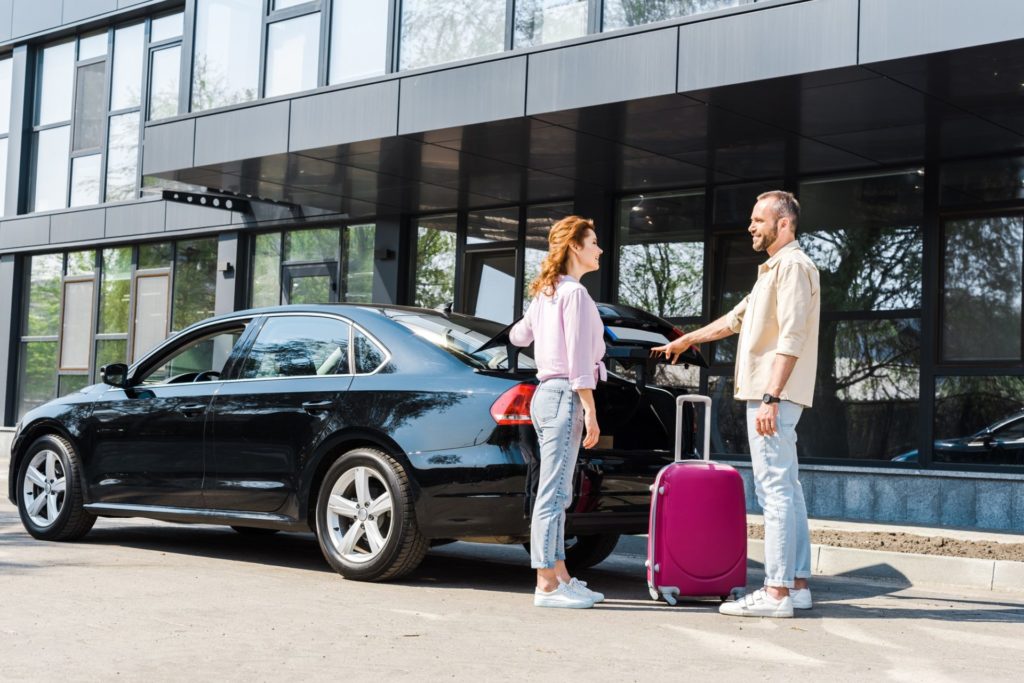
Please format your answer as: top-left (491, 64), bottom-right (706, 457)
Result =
top-left (400, 0), bottom-right (505, 70)
top-left (603, 0), bottom-right (742, 31)
top-left (415, 217), bottom-right (456, 309)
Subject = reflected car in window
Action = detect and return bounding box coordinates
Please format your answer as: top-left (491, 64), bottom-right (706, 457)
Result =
top-left (9, 304), bottom-right (699, 581)
top-left (891, 412), bottom-right (1024, 465)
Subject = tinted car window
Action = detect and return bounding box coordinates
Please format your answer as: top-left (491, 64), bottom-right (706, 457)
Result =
top-left (353, 328), bottom-right (386, 374)
top-left (140, 328), bottom-right (244, 385)
top-left (392, 312), bottom-right (536, 370)
top-left (240, 316), bottom-right (351, 379)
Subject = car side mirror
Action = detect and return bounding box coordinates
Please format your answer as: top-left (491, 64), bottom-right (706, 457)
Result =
top-left (101, 363), bottom-right (131, 388)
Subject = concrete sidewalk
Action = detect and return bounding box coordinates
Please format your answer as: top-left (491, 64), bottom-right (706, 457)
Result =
top-left (621, 514), bottom-right (1024, 594)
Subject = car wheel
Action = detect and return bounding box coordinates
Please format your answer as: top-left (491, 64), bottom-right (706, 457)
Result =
top-left (315, 447), bottom-right (428, 581)
top-left (230, 526), bottom-right (280, 536)
top-left (17, 434), bottom-right (96, 541)
top-left (523, 533), bottom-right (621, 572)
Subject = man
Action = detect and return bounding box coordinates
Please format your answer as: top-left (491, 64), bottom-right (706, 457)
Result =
top-left (652, 190), bottom-right (820, 618)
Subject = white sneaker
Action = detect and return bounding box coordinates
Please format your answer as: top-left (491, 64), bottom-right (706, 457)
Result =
top-left (719, 588), bottom-right (794, 618)
top-left (791, 588), bottom-right (812, 610)
top-left (567, 577), bottom-right (604, 604)
top-left (534, 582), bottom-right (594, 609)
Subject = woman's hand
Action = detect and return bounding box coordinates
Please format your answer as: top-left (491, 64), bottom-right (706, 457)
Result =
top-left (583, 409), bottom-right (600, 449)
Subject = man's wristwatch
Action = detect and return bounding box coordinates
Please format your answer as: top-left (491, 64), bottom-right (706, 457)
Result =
top-left (762, 393), bottom-right (781, 405)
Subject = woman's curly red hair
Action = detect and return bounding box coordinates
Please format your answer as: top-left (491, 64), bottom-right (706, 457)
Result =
top-left (528, 215), bottom-right (595, 299)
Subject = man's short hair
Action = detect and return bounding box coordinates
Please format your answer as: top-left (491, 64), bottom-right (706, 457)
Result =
top-left (758, 190), bottom-right (800, 230)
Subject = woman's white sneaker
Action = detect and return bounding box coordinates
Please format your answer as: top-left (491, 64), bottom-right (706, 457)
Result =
top-left (567, 577), bottom-right (604, 604)
top-left (719, 588), bottom-right (793, 618)
top-left (790, 588), bottom-right (812, 610)
top-left (534, 582), bottom-right (594, 609)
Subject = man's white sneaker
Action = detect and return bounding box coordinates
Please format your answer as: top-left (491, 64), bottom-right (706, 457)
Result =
top-left (790, 588), bottom-right (812, 610)
top-left (718, 588), bottom-right (794, 618)
top-left (534, 582), bottom-right (594, 609)
top-left (567, 578), bottom-right (604, 604)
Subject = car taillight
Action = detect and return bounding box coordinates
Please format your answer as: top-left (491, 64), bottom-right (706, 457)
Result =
top-left (667, 326), bottom-right (684, 340)
top-left (490, 383), bottom-right (536, 425)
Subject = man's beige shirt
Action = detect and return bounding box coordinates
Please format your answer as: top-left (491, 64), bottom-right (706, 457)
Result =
top-left (725, 241), bottom-right (820, 408)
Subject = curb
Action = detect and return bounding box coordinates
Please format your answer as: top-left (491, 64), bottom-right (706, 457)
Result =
top-left (618, 535), bottom-right (1024, 594)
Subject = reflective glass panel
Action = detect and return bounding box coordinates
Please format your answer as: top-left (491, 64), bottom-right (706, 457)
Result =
top-left (468, 207), bottom-right (518, 244)
top-left (110, 23), bottom-right (145, 110)
top-left (524, 203), bottom-right (573, 305)
top-left (192, 0), bottom-right (262, 111)
top-left (942, 216), bottom-right (1023, 361)
top-left (18, 341), bottom-right (58, 420)
top-left (603, 0), bottom-right (743, 31)
top-left (800, 172), bottom-right (924, 311)
top-left (711, 232), bottom-right (759, 364)
top-left (32, 126), bottom-right (71, 212)
top-left (132, 273), bottom-right (170, 362)
top-left (274, 0), bottom-right (312, 8)
top-left (252, 233), bottom-right (282, 307)
top-left (265, 12), bottom-right (321, 97)
top-left (414, 216), bottom-right (457, 308)
top-left (515, 0), bottom-right (588, 48)
top-left (94, 339), bottom-right (128, 382)
top-left (172, 238), bottom-right (218, 331)
top-left (343, 224), bottom-right (375, 303)
top-left (58, 374), bottom-right (91, 397)
top-left (941, 157), bottom-right (1024, 206)
top-left (26, 254), bottom-right (63, 337)
top-left (148, 46), bottom-right (181, 121)
top-left (60, 279), bottom-right (95, 370)
top-left (70, 154), bottom-right (101, 207)
top-left (329, 0), bottom-right (388, 84)
top-left (99, 247), bottom-right (132, 334)
top-left (151, 12), bottom-right (185, 42)
top-left (465, 250), bottom-right (516, 324)
top-left (400, 0), bottom-right (505, 70)
top-left (714, 180), bottom-right (782, 226)
top-left (239, 316), bottom-right (353, 379)
top-left (78, 32), bottom-right (108, 60)
top-left (617, 190), bottom-right (704, 318)
top-left (0, 57), bottom-right (12, 134)
top-left (0, 138), bottom-right (8, 213)
top-left (66, 250), bottom-right (96, 276)
top-left (934, 376), bottom-right (1024, 466)
top-left (105, 113), bottom-right (140, 202)
top-left (139, 242), bottom-right (173, 269)
top-left (36, 41), bottom-right (75, 126)
top-left (142, 329), bottom-right (242, 384)
top-left (285, 228), bottom-right (339, 262)
top-left (73, 62), bottom-right (106, 151)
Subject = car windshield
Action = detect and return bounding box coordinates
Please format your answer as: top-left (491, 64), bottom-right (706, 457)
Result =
top-left (392, 312), bottom-right (536, 371)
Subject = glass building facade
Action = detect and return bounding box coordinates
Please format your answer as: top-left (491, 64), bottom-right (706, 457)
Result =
top-left (1, 0), bottom-right (1022, 507)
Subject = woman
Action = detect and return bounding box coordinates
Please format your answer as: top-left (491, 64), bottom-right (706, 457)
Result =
top-left (509, 215), bottom-right (607, 609)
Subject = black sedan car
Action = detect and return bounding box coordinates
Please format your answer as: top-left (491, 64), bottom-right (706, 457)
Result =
top-left (891, 411), bottom-right (1024, 465)
top-left (9, 303), bottom-right (702, 581)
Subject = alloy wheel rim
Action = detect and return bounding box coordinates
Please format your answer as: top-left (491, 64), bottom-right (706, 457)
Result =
top-left (22, 450), bottom-right (66, 528)
top-left (325, 466), bottom-right (394, 564)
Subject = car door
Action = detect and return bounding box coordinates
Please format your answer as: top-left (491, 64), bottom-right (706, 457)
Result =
top-left (204, 313), bottom-right (353, 514)
top-left (83, 320), bottom-right (252, 508)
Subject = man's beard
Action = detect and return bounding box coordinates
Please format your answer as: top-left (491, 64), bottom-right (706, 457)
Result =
top-left (753, 228), bottom-right (777, 252)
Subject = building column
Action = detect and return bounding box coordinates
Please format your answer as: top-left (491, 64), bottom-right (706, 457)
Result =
top-left (573, 188), bottom-right (613, 303)
top-left (215, 232), bottom-right (240, 315)
top-left (371, 215), bottom-right (406, 305)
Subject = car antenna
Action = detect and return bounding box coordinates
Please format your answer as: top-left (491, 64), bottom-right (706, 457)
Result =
top-left (435, 301), bottom-right (454, 317)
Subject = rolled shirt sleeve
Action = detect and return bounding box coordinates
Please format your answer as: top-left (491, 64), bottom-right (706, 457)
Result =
top-left (509, 299), bottom-right (535, 347)
top-left (775, 263), bottom-right (813, 358)
top-left (563, 289), bottom-right (598, 391)
top-left (725, 294), bottom-right (750, 334)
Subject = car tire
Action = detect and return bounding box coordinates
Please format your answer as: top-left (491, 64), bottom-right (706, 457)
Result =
top-left (314, 447), bottom-right (428, 582)
top-left (17, 434), bottom-right (96, 541)
top-left (230, 526), bottom-right (280, 536)
top-left (523, 533), bottom-right (621, 572)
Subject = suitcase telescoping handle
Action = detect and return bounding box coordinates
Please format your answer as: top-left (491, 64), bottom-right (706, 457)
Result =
top-left (674, 394), bottom-right (711, 462)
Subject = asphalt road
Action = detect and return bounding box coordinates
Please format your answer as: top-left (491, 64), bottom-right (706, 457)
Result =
top-left (3, 485), bottom-right (1024, 681)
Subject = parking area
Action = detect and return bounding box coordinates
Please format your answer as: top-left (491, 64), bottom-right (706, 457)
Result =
top-left (4, 469), bottom-right (1024, 683)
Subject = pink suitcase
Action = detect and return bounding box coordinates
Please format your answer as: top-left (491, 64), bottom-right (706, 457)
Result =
top-left (646, 395), bottom-right (747, 605)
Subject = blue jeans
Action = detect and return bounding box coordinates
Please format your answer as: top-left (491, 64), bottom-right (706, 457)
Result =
top-left (530, 379), bottom-right (584, 569)
top-left (746, 400), bottom-right (812, 588)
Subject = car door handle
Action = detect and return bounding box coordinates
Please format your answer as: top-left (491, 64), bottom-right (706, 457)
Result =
top-left (178, 403), bottom-right (208, 417)
top-left (302, 400), bottom-right (334, 414)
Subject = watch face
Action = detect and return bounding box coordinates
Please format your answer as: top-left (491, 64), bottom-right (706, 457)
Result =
top-left (762, 394), bottom-right (771, 404)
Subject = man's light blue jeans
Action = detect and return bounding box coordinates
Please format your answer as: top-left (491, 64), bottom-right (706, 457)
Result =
top-left (746, 400), bottom-right (812, 588)
top-left (530, 379), bottom-right (584, 569)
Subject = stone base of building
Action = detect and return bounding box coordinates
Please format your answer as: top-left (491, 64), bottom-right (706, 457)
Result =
top-left (725, 461), bottom-right (1024, 533)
